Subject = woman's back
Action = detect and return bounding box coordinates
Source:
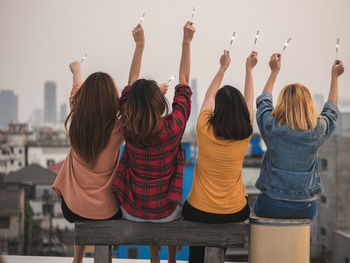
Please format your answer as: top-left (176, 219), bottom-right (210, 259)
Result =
top-left (187, 109), bottom-right (251, 214)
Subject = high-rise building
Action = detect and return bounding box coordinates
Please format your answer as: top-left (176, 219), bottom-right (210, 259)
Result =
top-left (59, 103), bottom-right (67, 123)
top-left (44, 81), bottom-right (57, 123)
top-left (31, 108), bottom-right (43, 127)
top-left (0, 90), bottom-right (18, 127)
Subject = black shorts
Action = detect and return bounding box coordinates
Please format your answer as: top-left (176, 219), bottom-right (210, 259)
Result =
top-left (182, 199), bottom-right (250, 223)
top-left (61, 198), bottom-right (122, 223)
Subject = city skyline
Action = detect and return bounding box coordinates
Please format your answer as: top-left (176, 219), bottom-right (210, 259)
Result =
top-left (1, 0), bottom-right (350, 123)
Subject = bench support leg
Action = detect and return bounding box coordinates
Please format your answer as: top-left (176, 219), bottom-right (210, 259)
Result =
top-left (204, 247), bottom-right (225, 263)
top-left (94, 245), bottom-right (112, 263)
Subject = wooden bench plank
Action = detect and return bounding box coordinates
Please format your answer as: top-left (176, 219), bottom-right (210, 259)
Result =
top-left (75, 220), bottom-right (244, 247)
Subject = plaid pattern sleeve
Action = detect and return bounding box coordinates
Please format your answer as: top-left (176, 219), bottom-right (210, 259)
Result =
top-left (112, 84), bottom-right (192, 220)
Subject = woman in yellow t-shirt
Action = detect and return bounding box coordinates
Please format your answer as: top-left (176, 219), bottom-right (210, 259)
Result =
top-left (182, 50), bottom-right (258, 263)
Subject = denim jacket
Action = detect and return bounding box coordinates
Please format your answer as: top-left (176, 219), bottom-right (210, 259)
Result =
top-left (255, 92), bottom-right (338, 200)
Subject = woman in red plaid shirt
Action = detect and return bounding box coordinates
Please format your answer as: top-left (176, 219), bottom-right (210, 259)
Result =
top-left (112, 21), bottom-right (196, 263)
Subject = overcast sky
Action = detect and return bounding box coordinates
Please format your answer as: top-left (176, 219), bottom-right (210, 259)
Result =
top-left (1, 0), bottom-right (349, 122)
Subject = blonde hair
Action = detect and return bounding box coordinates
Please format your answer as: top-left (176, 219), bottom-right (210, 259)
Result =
top-left (271, 83), bottom-right (319, 130)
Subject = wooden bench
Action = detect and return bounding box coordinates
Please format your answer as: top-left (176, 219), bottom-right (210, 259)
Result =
top-left (75, 219), bottom-right (245, 263)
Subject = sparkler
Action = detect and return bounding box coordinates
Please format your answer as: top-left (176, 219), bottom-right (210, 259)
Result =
top-left (336, 38), bottom-right (340, 59)
top-left (282, 38), bottom-right (292, 52)
top-left (139, 12), bottom-right (146, 25)
top-left (167, 73), bottom-right (176, 85)
top-left (252, 30), bottom-right (260, 51)
top-left (191, 6), bottom-right (196, 20)
top-left (80, 53), bottom-right (87, 64)
top-left (228, 32), bottom-right (236, 51)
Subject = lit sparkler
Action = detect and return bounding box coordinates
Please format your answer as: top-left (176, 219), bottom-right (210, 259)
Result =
top-left (336, 38), bottom-right (340, 59)
top-left (80, 53), bottom-right (87, 64)
top-left (228, 32), bottom-right (236, 51)
top-left (167, 73), bottom-right (176, 85)
top-left (253, 30), bottom-right (260, 51)
top-left (139, 12), bottom-right (146, 24)
top-left (282, 38), bottom-right (292, 52)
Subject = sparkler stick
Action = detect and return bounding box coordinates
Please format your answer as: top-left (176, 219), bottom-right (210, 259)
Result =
top-left (139, 12), bottom-right (146, 24)
top-left (336, 38), bottom-right (340, 59)
top-left (252, 30), bottom-right (260, 51)
top-left (167, 73), bottom-right (176, 85)
top-left (191, 6), bottom-right (196, 20)
top-left (80, 53), bottom-right (87, 64)
top-left (282, 38), bottom-right (292, 52)
top-left (228, 32), bottom-right (236, 51)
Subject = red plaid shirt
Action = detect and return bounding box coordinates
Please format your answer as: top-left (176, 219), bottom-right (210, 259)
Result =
top-left (112, 84), bottom-right (192, 219)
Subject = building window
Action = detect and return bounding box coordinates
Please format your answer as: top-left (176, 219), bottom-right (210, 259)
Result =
top-left (46, 159), bottom-right (55, 167)
top-left (42, 204), bottom-right (52, 216)
top-left (18, 162), bottom-right (22, 167)
top-left (320, 227), bottom-right (327, 236)
top-left (127, 247), bottom-right (139, 259)
top-left (19, 149), bottom-right (23, 154)
top-left (0, 217), bottom-right (10, 229)
top-left (10, 159), bottom-right (14, 165)
top-left (320, 195), bottom-right (327, 204)
top-left (321, 159), bottom-right (328, 171)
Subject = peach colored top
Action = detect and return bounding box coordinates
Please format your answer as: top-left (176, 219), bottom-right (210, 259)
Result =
top-left (52, 82), bottom-right (124, 219)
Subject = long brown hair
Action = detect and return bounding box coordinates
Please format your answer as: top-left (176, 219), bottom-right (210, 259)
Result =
top-left (124, 79), bottom-right (168, 147)
top-left (208, 85), bottom-right (252, 140)
top-left (271, 83), bottom-right (319, 130)
top-left (65, 72), bottom-right (120, 167)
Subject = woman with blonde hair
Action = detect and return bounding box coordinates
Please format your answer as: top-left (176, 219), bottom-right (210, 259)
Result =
top-left (254, 53), bottom-right (344, 219)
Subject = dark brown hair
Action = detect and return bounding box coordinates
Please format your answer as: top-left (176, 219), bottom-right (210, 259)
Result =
top-left (208, 85), bottom-right (252, 140)
top-left (65, 72), bottom-right (120, 167)
top-left (124, 79), bottom-right (168, 147)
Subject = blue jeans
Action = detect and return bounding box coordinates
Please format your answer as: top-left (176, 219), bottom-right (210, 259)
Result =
top-left (254, 193), bottom-right (318, 219)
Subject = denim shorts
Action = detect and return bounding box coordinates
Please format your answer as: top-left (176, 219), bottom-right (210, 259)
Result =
top-left (254, 193), bottom-right (318, 219)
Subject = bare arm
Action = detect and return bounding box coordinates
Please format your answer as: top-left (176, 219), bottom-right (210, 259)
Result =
top-left (128, 24), bottom-right (145, 86)
top-left (262, 53), bottom-right (281, 94)
top-left (69, 62), bottom-right (82, 86)
top-left (179, 21), bottom-right (196, 85)
top-left (328, 60), bottom-right (344, 104)
top-left (244, 51), bottom-right (258, 120)
top-left (200, 50), bottom-right (230, 112)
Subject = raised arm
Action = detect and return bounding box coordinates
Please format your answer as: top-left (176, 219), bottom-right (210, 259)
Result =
top-left (262, 53), bottom-right (281, 94)
top-left (128, 24), bottom-right (145, 86)
top-left (328, 60), bottom-right (344, 104)
top-left (69, 62), bottom-right (82, 86)
top-left (69, 61), bottom-right (82, 108)
top-left (179, 21), bottom-right (196, 85)
top-left (245, 51), bottom-right (258, 120)
top-left (200, 50), bottom-right (231, 112)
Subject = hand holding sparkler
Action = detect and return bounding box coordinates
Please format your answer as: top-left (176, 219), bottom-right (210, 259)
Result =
top-left (282, 38), bottom-right (292, 52)
top-left (183, 21), bottom-right (196, 44)
top-left (246, 51), bottom-right (258, 71)
top-left (132, 24), bottom-right (145, 47)
top-left (332, 60), bottom-right (344, 78)
top-left (69, 61), bottom-right (82, 85)
top-left (228, 32), bottom-right (236, 51)
top-left (80, 53), bottom-right (87, 64)
top-left (158, 83), bottom-right (169, 95)
top-left (252, 30), bottom-right (260, 51)
top-left (269, 53), bottom-right (281, 73)
top-left (220, 50), bottom-right (231, 71)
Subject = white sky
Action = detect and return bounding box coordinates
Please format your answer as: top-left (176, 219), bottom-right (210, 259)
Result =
top-left (1, 0), bottom-right (349, 122)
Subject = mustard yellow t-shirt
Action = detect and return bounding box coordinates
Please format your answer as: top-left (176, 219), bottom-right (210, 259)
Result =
top-left (187, 109), bottom-right (251, 214)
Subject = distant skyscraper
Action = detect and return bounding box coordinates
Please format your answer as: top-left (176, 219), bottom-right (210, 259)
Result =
top-left (32, 108), bottom-right (43, 127)
top-left (0, 90), bottom-right (18, 127)
top-left (44, 81), bottom-right (57, 123)
top-left (60, 103), bottom-right (67, 122)
top-left (186, 78), bottom-right (198, 135)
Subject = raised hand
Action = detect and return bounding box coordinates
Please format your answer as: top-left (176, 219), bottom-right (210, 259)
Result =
top-left (183, 21), bottom-right (196, 44)
top-left (246, 51), bottom-right (258, 71)
top-left (69, 61), bottom-right (81, 74)
top-left (332, 60), bottom-right (345, 78)
top-left (269, 53), bottom-right (281, 73)
top-left (220, 50), bottom-right (231, 71)
top-left (158, 83), bottom-right (169, 95)
top-left (132, 24), bottom-right (145, 47)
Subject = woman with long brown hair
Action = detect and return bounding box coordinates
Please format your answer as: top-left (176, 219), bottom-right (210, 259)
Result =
top-left (52, 62), bottom-right (124, 263)
top-left (112, 21), bottom-right (195, 263)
